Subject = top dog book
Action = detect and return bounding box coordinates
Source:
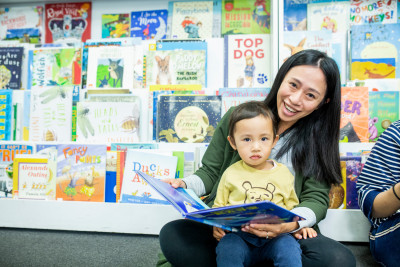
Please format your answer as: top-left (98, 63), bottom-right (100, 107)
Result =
top-left (137, 171), bottom-right (304, 231)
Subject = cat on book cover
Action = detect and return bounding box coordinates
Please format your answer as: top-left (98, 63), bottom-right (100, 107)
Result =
top-left (155, 55), bottom-right (171, 84)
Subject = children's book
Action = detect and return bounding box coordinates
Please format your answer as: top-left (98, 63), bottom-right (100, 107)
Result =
top-left (110, 143), bottom-right (159, 151)
top-left (44, 2), bottom-right (92, 43)
top-left (219, 88), bottom-right (269, 116)
top-left (350, 23), bottom-right (400, 80)
top-left (342, 156), bottom-right (363, 209)
top-left (119, 149), bottom-right (177, 204)
top-left (105, 150), bottom-right (118, 202)
top-left (307, 2), bottom-right (350, 32)
top-left (130, 10), bottom-right (168, 40)
top-left (0, 47), bottom-right (24, 89)
top-left (156, 95), bottom-right (222, 143)
top-left (224, 34), bottom-right (271, 88)
top-left (329, 160), bottom-right (346, 209)
top-left (29, 85), bottom-right (73, 142)
top-left (349, 0), bottom-right (397, 25)
top-left (137, 170), bottom-right (304, 231)
top-left (221, 0), bottom-right (271, 35)
top-left (0, 6), bottom-right (43, 43)
top-left (284, 1), bottom-right (307, 31)
top-left (56, 144), bottom-right (107, 202)
top-left (340, 86), bottom-right (369, 143)
top-left (102, 13), bottom-right (130, 38)
top-left (0, 90), bottom-right (13, 141)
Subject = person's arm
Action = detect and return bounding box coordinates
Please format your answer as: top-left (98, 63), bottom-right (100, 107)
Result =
top-left (371, 182), bottom-right (400, 218)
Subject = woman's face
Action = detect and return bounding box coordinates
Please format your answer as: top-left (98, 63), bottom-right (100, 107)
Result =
top-left (276, 65), bottom-right (327, 130)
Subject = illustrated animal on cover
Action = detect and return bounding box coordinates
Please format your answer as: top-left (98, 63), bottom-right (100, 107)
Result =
top-left (155, 55), bottom-right (171, 84)
top-left (340, 122), bottom-right (361, 142)
top-left (364, 68), bottom-right (395, 79)
top-left (108, 59), bottom-right (124, 87)
top-left (242, 181), bottom-right (275, 203)
top-left (369, 117), bottom-right (378, 140)
top-left (283, 37), bottom-right (306, 61)
top-left (244, 55), bottom-right (255, 87)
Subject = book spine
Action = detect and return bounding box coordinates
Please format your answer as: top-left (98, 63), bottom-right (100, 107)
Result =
top-left (224, 35), bottom-right (228, 87)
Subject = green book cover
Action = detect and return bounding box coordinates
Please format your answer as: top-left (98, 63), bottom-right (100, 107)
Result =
top-left (173, 151), bottom-right (185, 178)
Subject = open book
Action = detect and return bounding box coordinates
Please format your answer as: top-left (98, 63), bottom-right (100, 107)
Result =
top-left (137, 171), bottom-right (304, 232)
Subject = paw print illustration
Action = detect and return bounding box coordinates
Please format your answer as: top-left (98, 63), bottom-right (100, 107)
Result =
top-left (257, 73), bottom-right (268, 85)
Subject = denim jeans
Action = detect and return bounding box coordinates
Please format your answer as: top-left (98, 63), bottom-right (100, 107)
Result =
top-left (370, 213), bottom-right (400, 267)
top-left (216, 232), bottom-right (301, 267)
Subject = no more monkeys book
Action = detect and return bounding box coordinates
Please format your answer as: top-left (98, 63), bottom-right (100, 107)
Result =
top-left (137, 171), bottom-right (303, 232)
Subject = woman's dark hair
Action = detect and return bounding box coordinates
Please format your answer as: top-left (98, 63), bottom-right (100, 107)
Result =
top-left (228, 101), bottom-right (277, 139)
top-left (264, 49), bottom-right (342, 185)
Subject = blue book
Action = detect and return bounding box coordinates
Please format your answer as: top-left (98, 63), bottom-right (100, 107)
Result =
top-left (137, 170), bottom-right (304, 232)
top-left (0, 47), bottom-right (24, 89)
top-left (130, 9), bottom-right (168, 40)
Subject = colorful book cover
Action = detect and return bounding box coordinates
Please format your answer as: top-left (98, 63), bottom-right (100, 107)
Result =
top-left (146, 49), bottom-right (206, 87)
top-left (0, 47), bottom-right (24, 89)
top-left (350, 0), bottom-right (397, 25)
top-left (219, 88), bottom-right (269, 116)
top-left (29, 86), bottom-right (73, 142)
top-left (329, 160), bottom-right (346, 209)
top-left (105, 150), bottom-right (117, 202)
top-left (156, 95), bottom-right (222, 143)
top-left (102, 13), bottom-right (130, 38)
top-left (0, 143), bottom-right (35, 198)
top-left (350, 23), bottom-right (400, 80)
top-left (343, 156), bottom-right (363, 209)
top-left (307, 2), bottom-right (350, 32)
top-left (284, 1), bottom-right (307, 31)
top-left (119, 150), bottom-right (177, 204)
top-left (0, 90), bottom-right (13, 141)
top-left (224, 34), bottom-right (271, 88)
top-left (331, 32), bottom-right (348, 85)
top-left (221, 0), bottom-right (271, 35)
top-left (76, 101), bottom-right (141, 144)
top-left (138, 170), bottom-right (304, 232)
top-left (28, 47), bottom-right (82, 90)
top-left (340, 86), bottom-right (369, 143)
top-left (44, 2), bottom-right (91, 43)
top-left (130, 10), bottom-right (168, 40)
top-left (86, 46), bottom-right (143, 89)
top-left (110, 143), bottom-right (159, 151)
top-left (0, 6), bottom-right (43, 43)
top-left (56, 144), bottom-right (107, 202)
top-left (368, 91), bottom-right (399, 142)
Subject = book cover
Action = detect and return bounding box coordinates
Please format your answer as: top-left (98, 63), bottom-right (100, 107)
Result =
top-left (219, 88), bottom-right (269, 116)
top-left (0, 47), bottom-right (24, 89)
top-left (22, 90), bottom-right (31, 141)
top-left (119, 150), bottom-right (177, 204)
top-left (0, 90), bottom-right (13, 141)
top-left (156, 95), bottom-right (222, 143)
top-left (102, 13), bottom-right (130, 38)
top-left (0, 6), bottom-right (43, 43)
top-left (130, 9), bottom-right (168, 40)
top-left (76, 100), bottom-right (141, 144)
top-left (44, 2), bottom-right (91, 43)
top-left (29, 85), bottom-right (73, 142)
top-left (329, 160), bottom-right (346, 209)
top-left (342, 156), bottom-right (363, 209)
top-left (86, 46), bottom-right (143, 89)
top-left (350, 0), bottom-right (397, 25)
top-left (137, 170), bottom-right (304, 231)
top-left (56, 144), bottom-right (107, 202)
top-left (340, 86), bottom-right (369, 143)
top-left (105, 150), bottom-right (118, 202)
top-left (146, 50), bottom-right (206, 87)
top-left (307, 2), bottom-right (350, 32)
top-left (110, 143), bottom-right (159, 151)
top-left (221, 0), bottom-right (271, 35)
top-left (224, 34), bottom-right (271, 88)
top-left (283, 1), bottom-right (307, 31)
top-left (350, 23), bottom-right (400, 80)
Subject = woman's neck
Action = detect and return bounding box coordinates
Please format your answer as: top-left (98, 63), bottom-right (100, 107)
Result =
top-left (278, 121), bottom-right (295, 136)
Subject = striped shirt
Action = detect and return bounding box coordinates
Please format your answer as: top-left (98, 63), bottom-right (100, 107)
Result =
top-left (357, 120), bottom-right (400, 229)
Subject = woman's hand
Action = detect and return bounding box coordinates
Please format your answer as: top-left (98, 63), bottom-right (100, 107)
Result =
top-left (292, 227), bottom-right (317, 240)
top-left (213, 226), bottom-right (226, 241)
top-left (241, 221), bottom-right (299, 239)
top-left (161, 178), bottom-right (187, 189)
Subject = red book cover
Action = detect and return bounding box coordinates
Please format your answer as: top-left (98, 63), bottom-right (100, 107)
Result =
top-left (44, 2), bottom-right (91, 43)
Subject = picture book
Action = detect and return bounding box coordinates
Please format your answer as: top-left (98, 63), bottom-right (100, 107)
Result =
top-left (219, 88), bottom-right (269, 116)
top-left (0, 143), bottom-right (35, 198)
top-left (224, 34), bottom-right (271, 88)
top-left (350, 0), bottom-right (397, 25)
top-left (340, 86), bottom-right (369, 143)
top-left (119, 150), bottom-right (177, 204)
top-left (76, 100), bottom-right (141, 144)
top-left (283, 1), bottom-right (307, 31)
top-left (0, 47), bottom-right (24, 89)
top-left (355, 78), bottom-right (400, 92)
top-left (110, 143), bottom-right (159, 151)
top-left (22, 90), bottom-right (31, 141)
top-left (329, 160), bottom-right (346, 209)
top-left (35, 146), bottom-right (57, 200)
top-left (331, 32), bottom-right (348, 85)
top-left (307, 1), bottom-right (350, 32)
top-left (44, 2), bottom-right (92, 43)
top-left (130, 9), bottom-right (168, 40)
top-left (342, 156), bottom-right (363, 209)
top-left (86, 45), bottom-right (143, 89)
top-left (56, 144), bottom-right (107, 202)
top-left (102, 13), bottom-right (130, 38)
top-left (350, 23), bottom-right (400, 80)
top-left (0, 90), bottom-right (13, 141)
top-left (105, 150), bottom-right (117, 202)
top-left (221, 0), bottom-right (271, 35)
top-left (157, 95), bottom-right (221, 143)
top-left (29, 85), bottom-right (73, 142)
top-left (368, 91), bottom-right (399, 142)
top-left (146, 49), bottom-right (206, 87)
top-left (137, 170), bottom-right (304, 231)
top-left (0, 6), bottom-right (43, 43)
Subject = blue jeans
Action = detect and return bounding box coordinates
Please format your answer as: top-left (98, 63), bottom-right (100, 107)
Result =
top-left (370, 213), bottom-right (400, 267)
top-left (216, 232), bottom-right (301, 267)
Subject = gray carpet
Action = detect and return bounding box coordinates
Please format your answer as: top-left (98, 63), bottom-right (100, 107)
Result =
top-left (0, 227), bottom-right (381, 267)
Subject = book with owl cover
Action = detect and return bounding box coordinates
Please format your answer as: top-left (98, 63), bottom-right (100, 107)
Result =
top-left (130, 9), bottom-right (168, 40)
top-left (137, 170), bottom-right (303, 232)
top-left (156, 95), bottom-right (221, 143)
top-left (224, 34), bottom-right (271, 88)
top-left (0, 47), bottom-right (24, 89)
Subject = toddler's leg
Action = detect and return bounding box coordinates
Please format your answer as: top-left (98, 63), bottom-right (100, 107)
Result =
top-left (216, 233), bottom-right (252, 267)
top-left (261, 234), bottom-right (302, 267)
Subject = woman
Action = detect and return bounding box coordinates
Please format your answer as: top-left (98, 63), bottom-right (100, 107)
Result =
top-left (158, 49), bottom-right (356, 267)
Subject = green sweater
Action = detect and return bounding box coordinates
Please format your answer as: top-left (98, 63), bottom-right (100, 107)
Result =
top-left (195, 108), bottom-right (331, 225)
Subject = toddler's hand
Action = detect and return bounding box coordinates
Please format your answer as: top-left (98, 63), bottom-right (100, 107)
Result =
top-left (291, 227), bottom-right (317, 240)
top-left (213, 226), bottom-right (226, 241)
